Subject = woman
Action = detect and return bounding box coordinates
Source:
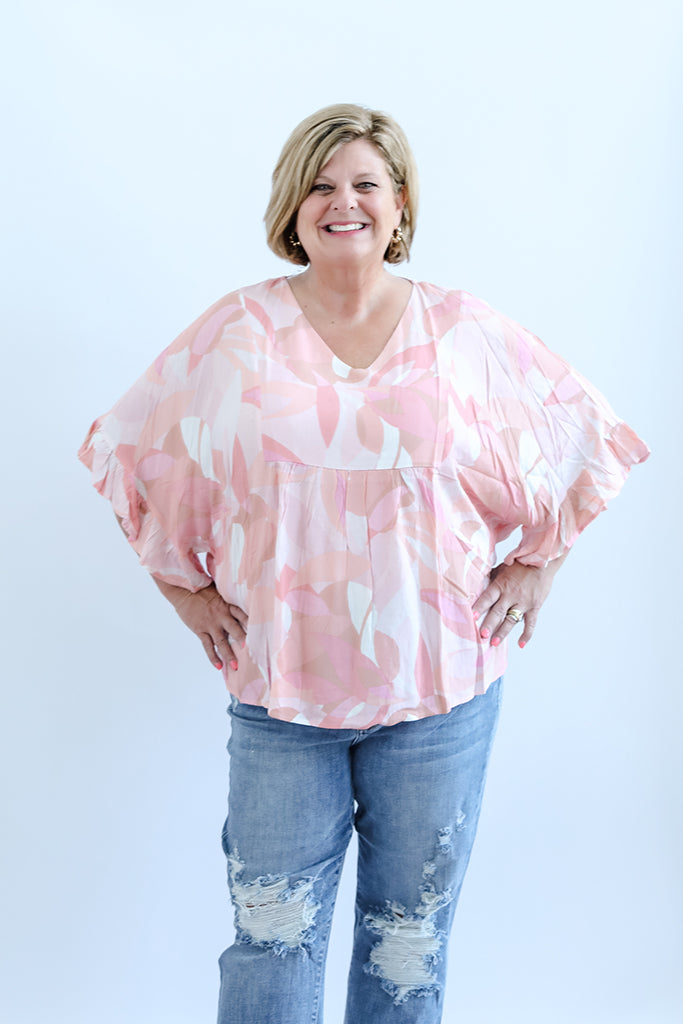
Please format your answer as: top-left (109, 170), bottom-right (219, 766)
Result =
top-left (79, 104), bottom-right (648, 1023)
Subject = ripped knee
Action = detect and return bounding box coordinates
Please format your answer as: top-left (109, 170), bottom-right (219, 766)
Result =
top-left (363, 827), bottom-right (460, 1004)
top-left (363, 891), bottom-right (451, 1004)
top-left (228, 851), bottom-right (320, 956)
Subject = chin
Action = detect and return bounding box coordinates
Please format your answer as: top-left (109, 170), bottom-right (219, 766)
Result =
top-left (315, 245), bottom-right (383, 267)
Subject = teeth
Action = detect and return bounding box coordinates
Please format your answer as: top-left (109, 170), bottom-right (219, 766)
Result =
top-left (326, 223), bottom-right (365, 233)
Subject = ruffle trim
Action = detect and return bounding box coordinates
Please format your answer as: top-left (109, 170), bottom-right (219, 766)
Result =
top-left (507, 419), bottom-right (650, 568)
top-left (78, 421), bottom-right (211, 591)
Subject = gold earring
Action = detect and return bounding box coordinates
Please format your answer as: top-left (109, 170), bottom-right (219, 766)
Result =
top-left (391, 227), bottom-right (404, 243)
top-left (289, 231), bottom-right (302, 248)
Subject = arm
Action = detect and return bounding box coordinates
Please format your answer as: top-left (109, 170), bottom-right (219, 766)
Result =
top-left (472, 551), bottom-right (569, 649)
top-left (465, 304), bottom-right (648, 650)
top-left (115, 515), bottom-right (247, 671)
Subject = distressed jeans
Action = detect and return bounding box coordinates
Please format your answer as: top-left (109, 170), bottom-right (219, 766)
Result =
top-left (217, 678), bottom-right (502, 1024)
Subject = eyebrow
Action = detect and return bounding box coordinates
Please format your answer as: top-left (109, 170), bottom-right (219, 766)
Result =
top-left (314, 170), bottom-right (381, 181)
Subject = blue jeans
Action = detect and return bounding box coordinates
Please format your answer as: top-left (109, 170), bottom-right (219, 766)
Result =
top-left (217, 678), bottom-right (502, 1024)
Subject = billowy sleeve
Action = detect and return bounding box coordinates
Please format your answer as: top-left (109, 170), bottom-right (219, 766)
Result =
top-left (78, 296), bottom-right (245, 589)
top-left (469, 303), bottom-right (650, 568)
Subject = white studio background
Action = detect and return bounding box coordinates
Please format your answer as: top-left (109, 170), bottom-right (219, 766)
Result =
top-left (1, 2), bottom-right (681, 1022)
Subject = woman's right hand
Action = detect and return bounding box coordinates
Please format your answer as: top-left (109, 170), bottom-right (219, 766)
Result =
top-left (115, 515), bottom-right (248, 672)
top-left (154, 578), bottom-right (248, 672)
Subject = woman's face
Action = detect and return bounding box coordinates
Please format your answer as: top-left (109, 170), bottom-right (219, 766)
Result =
top-left (295, 138), bottom-right (404, 272)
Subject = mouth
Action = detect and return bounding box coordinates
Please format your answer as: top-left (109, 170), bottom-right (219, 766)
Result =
top-left (322, 222), bottom-right (368, 233)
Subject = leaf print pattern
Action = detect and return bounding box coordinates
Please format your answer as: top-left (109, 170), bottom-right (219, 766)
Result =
top-left (79, 277), bottom-right (649, 728)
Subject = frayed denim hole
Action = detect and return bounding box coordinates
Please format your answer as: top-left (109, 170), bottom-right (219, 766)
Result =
top-left (228, 851), bottom-right (320, 956)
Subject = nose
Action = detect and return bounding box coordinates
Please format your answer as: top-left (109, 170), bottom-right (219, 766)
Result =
top-left (332, 184), bottom-right (357, 211)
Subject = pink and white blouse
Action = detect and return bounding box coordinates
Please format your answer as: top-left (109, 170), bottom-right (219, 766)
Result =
top-left (79, 277), bottom-right (649, 728)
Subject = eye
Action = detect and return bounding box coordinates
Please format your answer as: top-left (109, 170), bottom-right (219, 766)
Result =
top-left (356, 181), bottom-right (378, 190)
top-left (310, 183), bottom-right (333, 193)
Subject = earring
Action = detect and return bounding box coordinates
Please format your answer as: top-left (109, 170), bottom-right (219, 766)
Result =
top-left (391, 227), bottom-right (404, 243)
top-left (289, 231), bottom-right (302, 249)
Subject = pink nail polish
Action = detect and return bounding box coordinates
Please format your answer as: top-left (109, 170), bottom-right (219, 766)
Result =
top-left (473, 610), bottom-right (480, 621)
top-left (230, 659), bottom-right (238, 671)
top-left (480, 628), bottom-right (490, 639)
top-left (215, 661), bottom-right (223, 670)
top-left (519, 640), bottom-right (526, 649)
top-left (241, 640), bottom-right (246, 649)
top-left (491, 636), bottom-right (501, 647)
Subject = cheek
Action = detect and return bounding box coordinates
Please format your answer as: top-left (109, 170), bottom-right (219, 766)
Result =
top-left (296, 202), bottom-right (318, 235)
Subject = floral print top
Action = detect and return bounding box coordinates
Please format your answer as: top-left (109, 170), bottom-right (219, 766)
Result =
top-left (79, 277), bottom-right (649, 728)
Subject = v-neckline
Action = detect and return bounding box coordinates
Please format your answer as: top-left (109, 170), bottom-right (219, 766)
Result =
top-left (283, 276), bottom-right (415, 376)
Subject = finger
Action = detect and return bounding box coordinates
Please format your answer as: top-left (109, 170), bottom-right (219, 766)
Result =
top-left (224, 609), bottom-right (247, 644)
top-left (199, 632), bottom-right (224, 669)
top-left (476, 578), bottom-right (517, 638)
top-left (228, 605), bottom-right (249, 631)
top-left (518, 608), bottom-right (538, 648)
top-left (491, 611), bottom-right (522, 647)
top-left (472, 581), bottom-right (502, 623)
top-left (213, 628), bottom-right (239, 671)
top-left (480, 598), bottom-right (527, 645)
top-left (478, 601), bottom-right (510, 642)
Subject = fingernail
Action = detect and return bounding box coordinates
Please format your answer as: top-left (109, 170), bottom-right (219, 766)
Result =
top-left (473, 610), bottom-right (479, 621)
top-left (241, 640), bottom-right (246, 649)
top-left (480, 628), bottom-right (490, 639)
top-left (519, 640), bottom-right (526, 649)
top-left (214, 661), bottom-right (223, 669)
top-left (491, 636), bottom-right (501, 647)
top-left (230, 659), bottom-right (238, 671)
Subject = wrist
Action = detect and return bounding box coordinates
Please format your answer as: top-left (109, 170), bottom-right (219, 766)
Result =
top-left (151, 575), bottom-right (213, 610)
top-left (513, 551), bottom-right (568, 576)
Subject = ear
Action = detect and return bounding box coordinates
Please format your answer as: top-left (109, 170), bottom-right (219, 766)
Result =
top-left (395, 185), bottom-right (407, 224)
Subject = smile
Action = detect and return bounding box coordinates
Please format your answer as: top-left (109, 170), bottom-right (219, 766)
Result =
top-left (323, 223), bottom-right (367, 233)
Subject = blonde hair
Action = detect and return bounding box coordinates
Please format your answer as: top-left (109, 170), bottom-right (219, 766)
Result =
top-left (265, 103), bottom-right (419, 267)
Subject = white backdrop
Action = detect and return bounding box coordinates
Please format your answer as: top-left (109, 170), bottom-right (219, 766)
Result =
top-left (2, 1), bottom-right (681, 1022)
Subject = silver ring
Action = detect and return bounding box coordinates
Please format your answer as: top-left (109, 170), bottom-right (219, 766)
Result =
top-left (505, 607), bottom-right (524, 623)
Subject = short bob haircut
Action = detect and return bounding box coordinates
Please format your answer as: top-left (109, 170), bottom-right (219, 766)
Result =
top-left (265, 103), bottom-right (419, 267)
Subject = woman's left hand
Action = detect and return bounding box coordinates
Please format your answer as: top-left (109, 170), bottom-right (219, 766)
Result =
top-left (472, 554), bottom-right (568, 648)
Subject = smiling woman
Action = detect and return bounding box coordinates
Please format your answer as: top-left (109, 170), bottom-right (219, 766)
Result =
top-left (286, 138), bottom-right (413, 368)
top-left (78, 103), bottom-right (649, 1024)
top-left (295, 140), bottom-right (404, 261)
top-left (265, 103), bottom-right (419, 267)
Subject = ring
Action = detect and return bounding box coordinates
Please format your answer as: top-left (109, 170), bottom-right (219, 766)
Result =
top-left (505, 607), bottom-right (524, 623)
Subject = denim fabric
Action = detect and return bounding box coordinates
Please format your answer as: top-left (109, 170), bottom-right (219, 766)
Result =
top-left (217, 678), bottom-right (502, 1024)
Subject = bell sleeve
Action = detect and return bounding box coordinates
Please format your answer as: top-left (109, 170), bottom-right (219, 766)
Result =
top-left (78, 301), bottom-right (237, 590)
top-left (471, 305), bottom-right (650, 569)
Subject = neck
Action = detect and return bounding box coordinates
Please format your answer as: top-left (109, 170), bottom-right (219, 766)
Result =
top-left (292, 263), bottom-right (397, 320)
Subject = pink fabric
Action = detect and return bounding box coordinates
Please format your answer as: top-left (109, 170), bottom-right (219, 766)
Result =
top-left (79, 277), bottom-right (649, 728)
